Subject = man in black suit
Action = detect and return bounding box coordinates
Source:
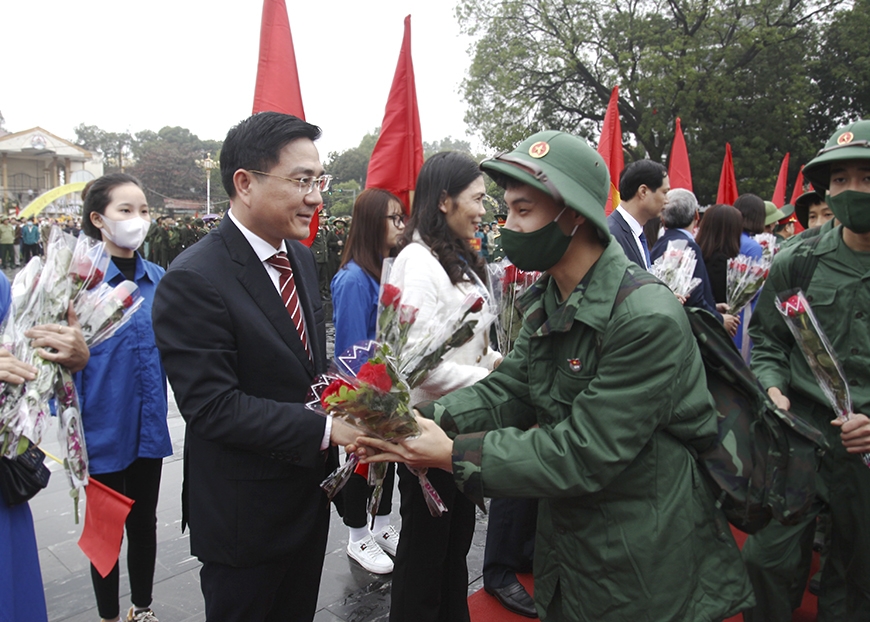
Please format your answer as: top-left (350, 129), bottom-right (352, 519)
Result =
top-left (651, 188), bottom-right (740, 337)
top-left (606, 160), bottom-right (670, 268)
top-left (152, 112), bottom-right (358, 622)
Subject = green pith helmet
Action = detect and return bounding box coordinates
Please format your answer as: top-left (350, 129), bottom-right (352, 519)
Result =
top-left (480, 130), bottom-right (611, 242)
top-left (763, 201), bottom-right (786, 226)
top-left (794, 190), bottom-right (824, 228)
top-left (803, 119), bottom-right (870, 190)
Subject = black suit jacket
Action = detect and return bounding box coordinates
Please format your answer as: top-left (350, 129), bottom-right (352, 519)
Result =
top-left (607, 209), bottom-right (646, 268)
top-left (152, 217), bottom-right (335, 567)
top-left (650, 228), bottom-right (722, 321)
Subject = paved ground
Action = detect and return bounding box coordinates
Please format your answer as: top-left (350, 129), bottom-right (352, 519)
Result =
top-left (27, 290), bottom-right (490, 622)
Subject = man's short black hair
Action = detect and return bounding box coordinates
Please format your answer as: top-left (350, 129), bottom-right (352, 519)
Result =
top-left (220, 112), bottom-right (322, 198)
top-left (618, 160), bottom-right (668, 202)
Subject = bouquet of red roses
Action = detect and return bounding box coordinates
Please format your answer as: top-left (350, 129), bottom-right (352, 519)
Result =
top-left (776, 289), bottom-right (870, 467)
top-left (727, 254), bottom-right (772, 315)
top-left (487, 259), bottom-right (541, 356)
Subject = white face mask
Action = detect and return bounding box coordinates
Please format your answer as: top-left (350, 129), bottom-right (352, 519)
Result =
top-left (100, 215), bottom-right (150, 250)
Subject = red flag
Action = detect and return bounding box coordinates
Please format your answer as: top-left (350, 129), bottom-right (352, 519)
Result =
top-left (597, 86), bottom-right (624, 216)
top-left (716, 143), bottom-right (739, 206)
top-left (253, 0), bottom-right (305, 118)
top-left (771, 152), bottom-right (790, 207)
top-left (252, 0), bottom-right (320, 246)
top-left (790, 165), bottom-right (805, 205)
top-left (668, 117), bottom-right (693, 191)
top-left (366, 15), bottom-right (424, 214)
top-left (77, 479), bottom-right (134, 578)
top-left (788, 165), bottom-right (806, 233)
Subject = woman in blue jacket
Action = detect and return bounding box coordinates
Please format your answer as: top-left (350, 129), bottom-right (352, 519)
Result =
top-left (77, 173), bottom-right (171, 622)
top-left (331, 188), bottom-right (405, 575)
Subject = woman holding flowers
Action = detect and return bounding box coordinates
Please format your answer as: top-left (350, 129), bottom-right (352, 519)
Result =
top-left (77, 173), bottom-right (170, 622)
top-left (331, 188), bottom-right (405, 574)
top-left (386, 152), bottom-right (501, 622)
top-left (697, 204), bottom-right (743, 307)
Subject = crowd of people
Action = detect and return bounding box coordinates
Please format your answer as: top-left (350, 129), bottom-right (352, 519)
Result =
top-left (1, 109), bottom-right (868, 622)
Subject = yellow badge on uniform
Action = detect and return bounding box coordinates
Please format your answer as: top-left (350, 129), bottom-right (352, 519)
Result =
top-left (529, 141), bottom-right (550, 158)
top-left (838, 131), bottom-right (854, 145)
top-left (567, 358), bottom-right (583, 372)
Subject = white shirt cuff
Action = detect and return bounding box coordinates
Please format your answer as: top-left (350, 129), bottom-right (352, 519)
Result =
top-left (320, 414), bottom-right (332, 451)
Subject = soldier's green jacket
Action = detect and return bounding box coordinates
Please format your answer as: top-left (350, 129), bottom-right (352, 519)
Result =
top-left (780, 217), bottom-right (836, 250)
top-left (419, 241), bottom-right (753, 621)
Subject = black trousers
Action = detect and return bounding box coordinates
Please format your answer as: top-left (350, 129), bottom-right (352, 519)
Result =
top-left (342, 462), bottom-right (396, 529)
top-left (483, 497), bottom-right (538, 589)
top-left (89, 458), bottom-right (163, 620)
top-left (389, 464), bottom-right (475, 622)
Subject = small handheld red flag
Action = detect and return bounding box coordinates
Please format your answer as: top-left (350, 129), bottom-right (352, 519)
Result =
top-left (366, 15), bottom-right (424, 214)
top-left (77, 479), bottom-right (134, 578)
top-left (597, 86), bottom-right (624, 216)
top-left (716, 143), bottom-right (739, 206)
top-left (668, 117), bottom-right (693, 192)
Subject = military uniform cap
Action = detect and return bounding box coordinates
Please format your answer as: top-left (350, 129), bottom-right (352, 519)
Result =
top-left (480, 130), bottom-right (611, 242)
top-left (803, 119), bottom-right (870, 190)
top-left (793, 190), bottom-right (824, 229)
top-left (763, 201), bottom-right (786, 226)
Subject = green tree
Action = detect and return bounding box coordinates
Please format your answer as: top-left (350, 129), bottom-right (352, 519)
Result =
top-left (324, 180), bottom-right (361, 217)
top-left (325, 129), bottom-right (379, 185)
top-left (74, 124), bottom-right (134, 172)
top-left (423, 137), bottom-right (474, 159)
top-left (457, 0), bottom-right (845, 203)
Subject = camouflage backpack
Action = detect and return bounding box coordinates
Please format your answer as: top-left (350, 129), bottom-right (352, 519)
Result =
top-left (615, 268), bottom-right (828, 534)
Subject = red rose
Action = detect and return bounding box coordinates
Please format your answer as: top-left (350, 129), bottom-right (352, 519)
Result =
top-left (73, 259), bottom-right (105, 290)
top-left (357, 361), bottom-right (393, 392)
top-left (321, 377), bottom-right (354, 405)
top-left (399, 304), bottom-right (419, 325)
top-left (111, 281), bottom-right (139, 309)
top-left (738, 264), bottom-right (748, 273)
top-left (782, 294), bottom-right (806, 318)
top-left (469, 297), bottom-right (484, 314)
top-left (380, 284), bottom-right (401, 309)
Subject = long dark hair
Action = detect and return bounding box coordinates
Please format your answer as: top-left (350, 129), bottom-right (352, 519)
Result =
top-left (401, 152), bottom-right (486, 285)
top-left (81, 173), bottom-right (145, 241)
top-left (733, 193), bottom-right (765, 235)
top-left (697, 204), bottom-right (742, 261)
top-left (340, 188), bottom-right (401, 281)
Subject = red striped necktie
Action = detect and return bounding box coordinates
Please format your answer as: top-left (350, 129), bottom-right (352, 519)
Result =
top-left (266, 252), bottom-right (311, 361)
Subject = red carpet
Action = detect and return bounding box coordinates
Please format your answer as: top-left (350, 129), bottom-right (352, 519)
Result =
top-left (468, 527), bottom-right (819, 621)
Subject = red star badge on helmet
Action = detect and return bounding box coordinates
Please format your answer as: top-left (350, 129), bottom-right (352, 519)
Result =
top-left (529, 141), bottom-right (550, 158)
top-left (837, 131), bottom-right (854, 145)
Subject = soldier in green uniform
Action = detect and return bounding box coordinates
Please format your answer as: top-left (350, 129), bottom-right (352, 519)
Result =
top-left (782, 190), bottom-right (838, 249)
top-left (326, 218), bottom-right (347, 283)
top-left (743, 119), bottom-right (870, 622)
top-left (310, 221), bottom-right (329, 297)
top-left (488, 217), bottom-right (506, 262)
top-left (353, 131), bottom-right (753, 622)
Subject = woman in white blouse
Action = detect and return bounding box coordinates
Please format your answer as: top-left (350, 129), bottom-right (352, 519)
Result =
top-left (386, 151), bottom-right (501, 622)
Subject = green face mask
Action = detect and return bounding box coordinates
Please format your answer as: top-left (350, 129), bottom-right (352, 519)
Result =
top-left (500, 208), bottom-right (577, 271)
top-left (827, 190), bottom-right (870, 234)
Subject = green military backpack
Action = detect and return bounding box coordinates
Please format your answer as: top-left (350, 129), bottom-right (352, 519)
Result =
top-left (615, 267), bottom-right (828, 535)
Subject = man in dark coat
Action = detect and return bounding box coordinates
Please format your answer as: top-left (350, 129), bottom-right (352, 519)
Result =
top-left (152, 112), bottom-right (356, 622)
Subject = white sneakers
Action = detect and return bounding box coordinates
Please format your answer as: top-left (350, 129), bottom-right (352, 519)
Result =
top-left (347, 534), bottom-right (394, 574)
top-left (372, 524), bottom-right (400, 557)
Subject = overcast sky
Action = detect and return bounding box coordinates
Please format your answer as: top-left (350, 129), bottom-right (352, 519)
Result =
top-left (2, 0), bottom-right (480, 160)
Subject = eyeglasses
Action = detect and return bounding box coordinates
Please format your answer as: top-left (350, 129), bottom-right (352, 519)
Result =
top-left (248, 170), bottom-right (333, 194)
top-left (385, 213), bottom-right (407, 227)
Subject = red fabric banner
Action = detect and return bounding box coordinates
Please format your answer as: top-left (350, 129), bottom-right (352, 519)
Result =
top-left (668, 117), bottom-right (693, 192)
top-left (771, 152), bottom-right (790, 207)
top-left (252, 0), bottom-right (319, 246)
top-left (77, 479), bottom-right (134, 578)
top-left (716, 143), bottom-right (739, 206)
top-left (365, 15), bottom-right (424, 214)
top-left (790, 164), bottom-right (806, 205)
top-left (597, 86), bottom-right (624, 216)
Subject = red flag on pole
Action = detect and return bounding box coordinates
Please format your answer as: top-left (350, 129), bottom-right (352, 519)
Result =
top-left (77, 479), bottom-right (134, 578)
top-left (771, 152), bottom-right (790, 207)
top-left (252, 0), bottom-right (320, 246)
top-left (790, 165), bottom-right (805, 205)
top-left (716, 143), bottom-right (739, 206)
top-left (668, 117), bottom-right (693, 192)
top-left (366, 15), bottom-right (424, 214)
top-left (597, 86), bottom-right (624, 216)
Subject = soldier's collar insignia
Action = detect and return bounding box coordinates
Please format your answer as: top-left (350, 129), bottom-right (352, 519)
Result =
top-left (838, 131), bottom-right (854, 145)
top-left (529, 141), bottom-right (550, 158)
top-left (567, 358), bottom-right (582, 372)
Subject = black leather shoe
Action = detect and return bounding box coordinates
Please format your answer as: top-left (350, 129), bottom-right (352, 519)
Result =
top-left (485, 581), bottom-right (537, 618)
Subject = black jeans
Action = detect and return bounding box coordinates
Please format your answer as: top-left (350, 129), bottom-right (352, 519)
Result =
top-left (89, 458), bottom-right (163, 619)
top-left (342, 462), bottom-right (396, 528)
